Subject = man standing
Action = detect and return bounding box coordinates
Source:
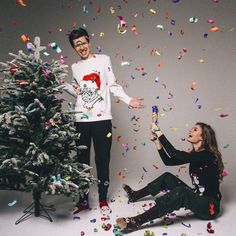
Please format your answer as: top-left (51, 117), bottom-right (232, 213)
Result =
top-left (68, 27), bottom-right (144, 214)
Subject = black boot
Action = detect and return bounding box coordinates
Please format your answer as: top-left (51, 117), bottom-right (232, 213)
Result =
top-left (122, 184), bottom-right (150, 202)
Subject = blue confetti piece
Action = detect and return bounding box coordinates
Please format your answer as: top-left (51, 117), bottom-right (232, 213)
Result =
top-left (181, 222), bottom-right (191, 228)
top-left (143, 167), bottom-right (148, 172)
top-left (8, 200), bottom-right (17, 207)
top-left (90, 218), bottom-right (96, 223)
top-left (223, 144), bottom-right (230, 149)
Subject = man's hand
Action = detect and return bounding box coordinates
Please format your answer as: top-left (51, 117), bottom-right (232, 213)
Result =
top-left (73, 84), bottom-right (81, 94)
top-left (129, 97), bottom-right (145, 108)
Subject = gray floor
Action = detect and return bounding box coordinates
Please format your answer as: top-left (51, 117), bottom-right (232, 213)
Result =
top-left (0, 177), bottom-right (235, 236)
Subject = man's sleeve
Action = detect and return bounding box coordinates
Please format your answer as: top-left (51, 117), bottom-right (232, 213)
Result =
top-left (60, 66), bottom-right (78, 98)
top-left (105, 56), bottom-right (132, 105)
top-left (61, 82), bottom-right (77, 98)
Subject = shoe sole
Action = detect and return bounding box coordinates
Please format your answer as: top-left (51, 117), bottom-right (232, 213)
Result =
top-left (116, 218), bottom-right (127, 230)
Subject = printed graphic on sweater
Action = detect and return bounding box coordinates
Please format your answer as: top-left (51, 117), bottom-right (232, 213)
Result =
top-left (79, 72), bottom-right (103, 109)
top-left (191, 173), bottom-right (205, 195)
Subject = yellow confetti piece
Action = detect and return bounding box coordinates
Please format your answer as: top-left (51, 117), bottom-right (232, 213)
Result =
top-left (106, 132), bottom-right (112, 138)
top-left (121, 61), bottom-right (130, 66)
top-left (171, 127), bottom-right (178, 132)
top-left (214, 107), bottom-right (222, 112)
top-left (199, 59), bottom-right (205, 63)
top-left (156, 24), bottom-right (164, 30)
top-left (159, 112), bottom-right (165, 117)
top-left (76, 133), bottom-right (81, 139)
top-left (65, 176), bottom-right (71, 181)
top-left (155, 50), bottom-right (161, 56)
top-left (110, 6), bottom-right (115, 14)
top-left (150, 9), bottom-right (157, 14)
top-left (100, 32), bottom-right (105, 37)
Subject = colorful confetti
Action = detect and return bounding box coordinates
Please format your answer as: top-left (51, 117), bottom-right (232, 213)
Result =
top-left (8, 200), bottom-right (17, 207)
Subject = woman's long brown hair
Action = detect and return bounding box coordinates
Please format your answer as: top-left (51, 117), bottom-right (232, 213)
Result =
top-left (196, 122), bottom-right (224, 181)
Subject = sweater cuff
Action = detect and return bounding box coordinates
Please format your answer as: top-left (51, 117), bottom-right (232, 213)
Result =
top-left (120, 95), bottom-right (132, 106)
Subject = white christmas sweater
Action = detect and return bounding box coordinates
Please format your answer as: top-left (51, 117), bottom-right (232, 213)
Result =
top-left (70, 54), bottom-right (131, 122)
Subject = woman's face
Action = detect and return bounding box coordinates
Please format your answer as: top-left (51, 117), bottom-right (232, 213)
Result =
top-left (187, 124), bottom-right (203, 144)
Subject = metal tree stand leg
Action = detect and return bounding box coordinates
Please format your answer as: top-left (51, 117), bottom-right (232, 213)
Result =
top-left (15, 190), bottom-right (55, 225)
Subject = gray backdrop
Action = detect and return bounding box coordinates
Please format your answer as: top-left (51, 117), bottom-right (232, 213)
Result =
top-left (0, 0), bottom-right (235, 207)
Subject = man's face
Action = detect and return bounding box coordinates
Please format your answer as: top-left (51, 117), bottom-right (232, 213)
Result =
top-left (73, 36), bottom-right (91, 60)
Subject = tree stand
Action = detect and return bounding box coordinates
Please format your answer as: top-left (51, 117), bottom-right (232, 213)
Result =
top-left (15, 190), bottom-right (55, 225)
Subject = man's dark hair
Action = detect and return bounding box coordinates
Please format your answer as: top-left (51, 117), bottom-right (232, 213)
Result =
top-left (68, 27), bottom-right (90, 48)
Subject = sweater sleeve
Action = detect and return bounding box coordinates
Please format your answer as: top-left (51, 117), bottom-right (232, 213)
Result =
top-left (105, 56), bottom-right (132, 105)
top-left (158, 134), bottom-right (191, 165)
top-left (59, 65), bottom-right (78, 98)
top-left (61, 82), bottom-right (77, 98)
top-left (158, 148), bottom-right (181, 166)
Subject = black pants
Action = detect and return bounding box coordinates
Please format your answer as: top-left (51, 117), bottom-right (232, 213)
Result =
top-left (75, 120), bottom-right (112, 202)
top-left (144, 172), bottom-right (220, 220)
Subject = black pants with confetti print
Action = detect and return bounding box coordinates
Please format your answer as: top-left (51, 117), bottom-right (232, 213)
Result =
top-left (141, 172), bottom-right (221, 221)
top-left (75, 120), bottom-right (112, 202)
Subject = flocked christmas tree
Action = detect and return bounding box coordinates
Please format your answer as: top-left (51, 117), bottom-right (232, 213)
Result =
top-left (0, 37), bottom-right (97, 223)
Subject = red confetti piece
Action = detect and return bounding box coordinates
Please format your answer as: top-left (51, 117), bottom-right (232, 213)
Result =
top-left (207, 19), bottom-right (215, 24)
top-left (17, 0), bottom-right (27, 7)
top-left (153, 164), bottom-right (159, 169)
top-left (102, 223), bottom-right (112, 231)
top-left (21, 34), bottom-right (30, 42)
top-left (72, 21), bottom-right (77, 28)
top-left (117, 171), bottom-right (125, 179)
top-left (191, 81), bottom-right (197, 90)
top-left (210, 26), bottom-right (219, 32)
top-left (97, 5), bottom-right (101, 13)
top-left (209, 203), bottom-right (215, 215)
top-left (222, 170), bottom-right (228, 176)
top-left (207, 222), bottom-right (215, 234)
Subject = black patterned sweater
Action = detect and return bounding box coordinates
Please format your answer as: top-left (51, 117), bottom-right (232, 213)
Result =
top-left (158, 134), bottom-right (221, 201)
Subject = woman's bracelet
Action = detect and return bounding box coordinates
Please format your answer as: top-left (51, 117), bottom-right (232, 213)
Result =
top-left (153, 127), bottom-right (161, 132)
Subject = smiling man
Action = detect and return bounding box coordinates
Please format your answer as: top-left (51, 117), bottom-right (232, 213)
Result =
top-left (68, 27), bottom-right (144, 214)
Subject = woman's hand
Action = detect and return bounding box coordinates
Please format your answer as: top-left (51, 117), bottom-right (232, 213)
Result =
top-left (151, 121), bottom-right (163, 140)
top-left (152, 113), bottom-right (158, 125)
top-left (151, 122), bottom-right (160, 134)
top-left (150, 132), bottom-right (158, 142)
top-left (150, 127), bottom-right (163, 149)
